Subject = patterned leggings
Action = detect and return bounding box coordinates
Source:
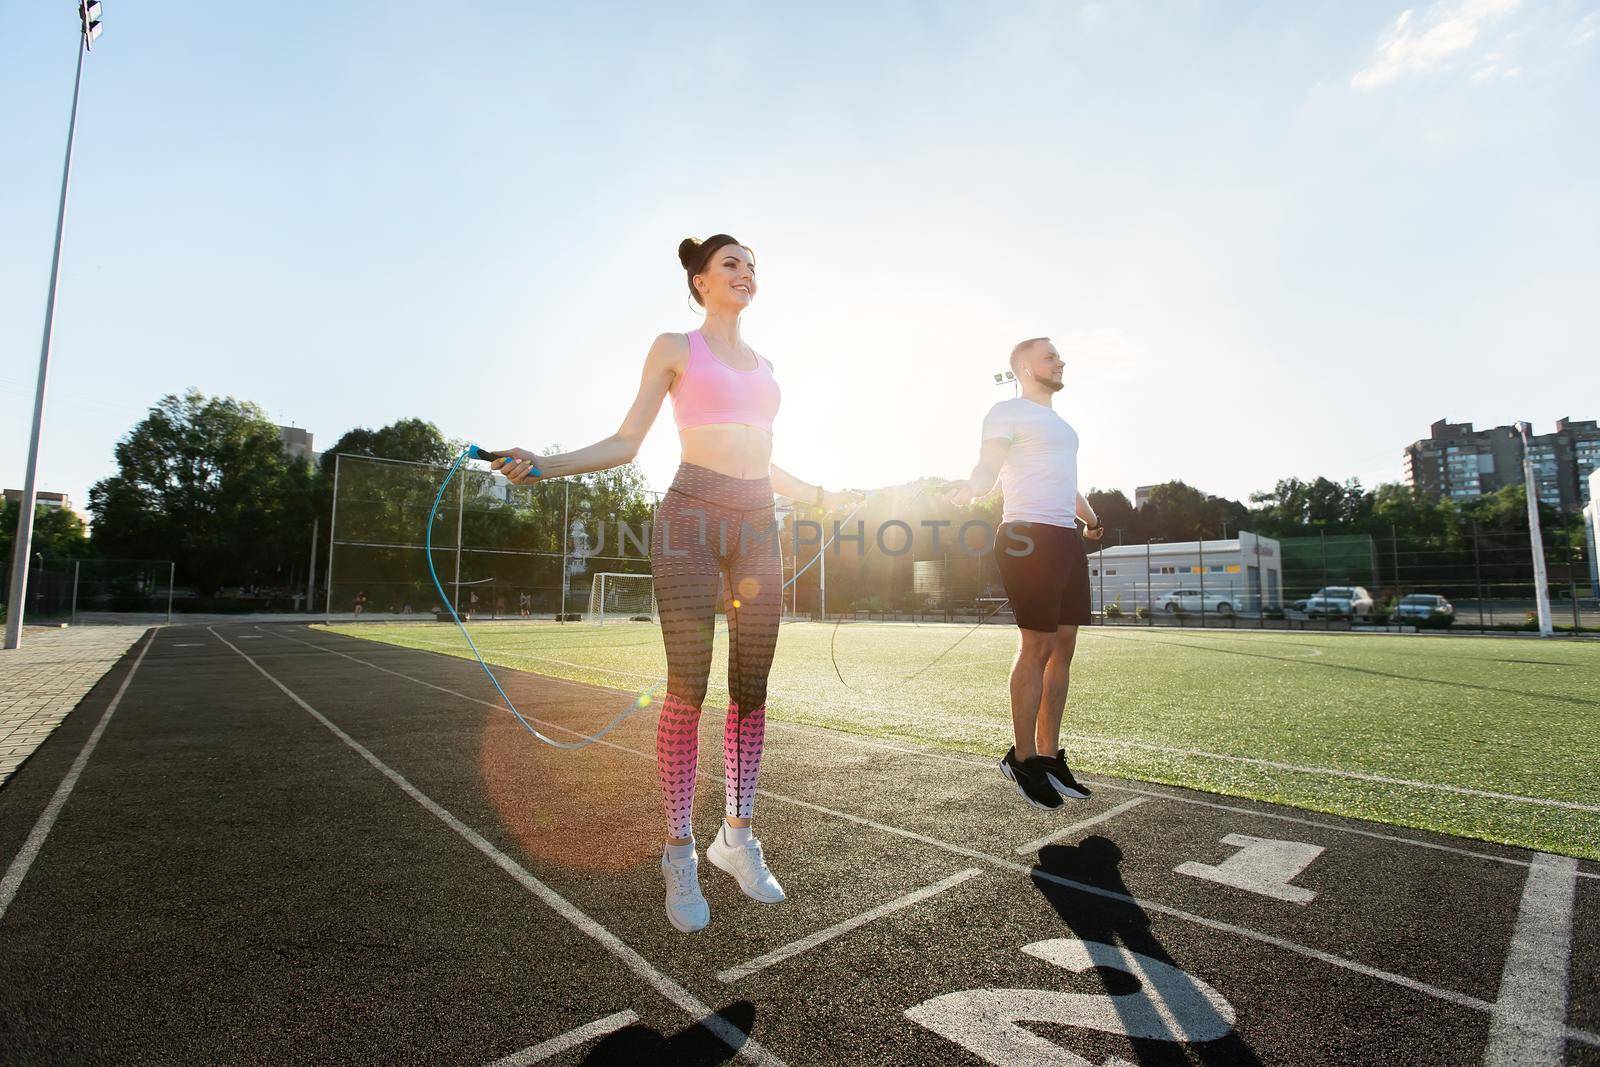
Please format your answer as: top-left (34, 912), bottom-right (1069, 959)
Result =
top-left (650, 463), bottom-right (782, 840)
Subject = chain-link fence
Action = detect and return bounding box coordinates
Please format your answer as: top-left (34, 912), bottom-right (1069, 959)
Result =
top-left (1084, 527), bottom-right (1595, 633)
top-left (325, 454), bottom-right (661, 621)
top-left (326, 455), bottom-right (1596, 634)
top-left (0, 558), bottom-right (175, 627)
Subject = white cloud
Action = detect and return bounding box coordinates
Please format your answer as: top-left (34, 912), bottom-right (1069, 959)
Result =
top-left (1351, 0), bottom-right (1523, 90)
top-left (1572, 9), bottom-right (1600, 45)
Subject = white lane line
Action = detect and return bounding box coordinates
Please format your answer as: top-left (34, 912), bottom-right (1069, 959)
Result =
top-left (262, 628), bottom-right (1600, 1047)
top-left (174, 643), bottom-right (203, 647)
top-left (0, 630), bottom-right (156, 922)
top-left (1015, 798), bottom-right (1148, 855)
top-left (208, 627), bottom-right (784, 1067)
top-left (269, 627), bottom-right (1600, 880)
top-left (312, 625), bottom-right (1599, 813)
top-left (1058, 734), bottom-right (1600, 814)
top-left (486, 1010), bottom-right (640, 1066)
top-left (716, 869), bottom-right (983, 984)
top-left (1484, 852), bottom-right (1580, 1066)
top-left (762, 724), bottom-right (1600, 879)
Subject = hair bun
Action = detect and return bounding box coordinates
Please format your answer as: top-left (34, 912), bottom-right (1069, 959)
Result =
top-left (677, 238), bottom-right (701, 271)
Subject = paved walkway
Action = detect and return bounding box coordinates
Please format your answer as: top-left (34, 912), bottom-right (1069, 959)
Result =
top-left (0, 626), bottom-right (148, 786)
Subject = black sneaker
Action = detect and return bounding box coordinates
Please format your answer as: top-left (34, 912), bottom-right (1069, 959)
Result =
top-left (1037, 749), bottom-right (1092, 800)
top-left (1000, 746), bottom-right (1063, 810)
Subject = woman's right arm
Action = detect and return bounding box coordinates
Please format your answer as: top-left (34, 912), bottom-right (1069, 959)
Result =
top-left (494, 333), bottom-right (684, 483)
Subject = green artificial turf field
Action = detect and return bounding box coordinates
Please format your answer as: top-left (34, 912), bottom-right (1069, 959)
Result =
top-left (319, 620), bottom-right (1600, 860)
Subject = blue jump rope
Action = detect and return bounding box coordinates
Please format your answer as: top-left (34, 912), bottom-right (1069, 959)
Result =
top-left (426, 443), bottom-right (877, 748)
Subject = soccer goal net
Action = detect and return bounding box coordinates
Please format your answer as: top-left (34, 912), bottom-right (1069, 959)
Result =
top-left (587, 572), bottom-right (657, 624)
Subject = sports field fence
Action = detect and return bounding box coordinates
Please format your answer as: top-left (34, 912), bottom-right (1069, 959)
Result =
top-left (0, 557), bottom-right (175, 627)
top-left (325, 454), bottom-right (1596, 634)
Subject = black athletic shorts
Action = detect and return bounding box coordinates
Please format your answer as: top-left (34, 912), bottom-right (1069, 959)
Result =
top-left (994, 521), bottom-right (1092, 632)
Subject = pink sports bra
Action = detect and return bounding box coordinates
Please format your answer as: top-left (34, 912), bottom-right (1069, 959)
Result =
top-left (670, 329), bottom-right (781, 433)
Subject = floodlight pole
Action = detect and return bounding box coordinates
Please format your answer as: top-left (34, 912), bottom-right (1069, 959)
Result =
top-left (1517, 421), bottom-right (1554, 636)
top-left (325, 455), bottom-right (341, 622)
top-left (5, 11), bottom-right (97, 651)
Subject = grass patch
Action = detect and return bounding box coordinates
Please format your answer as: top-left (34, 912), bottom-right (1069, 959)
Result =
top-left (319, 619), bottom-right (1600, 860)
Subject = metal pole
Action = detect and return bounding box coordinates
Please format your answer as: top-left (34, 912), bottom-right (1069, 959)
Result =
top-left (306, 516), bottom-right (318, 614)
top-left (454, 470), bottom-right (466, 615)
top-left (1472, 520), bottom-right (1486, 632)
top-left (1097, 543), bottom-right (1105, 624)
top-left (1568, 529), bottom-right (1581, 632)
top-left (1391, 523), bottom-right (1400, 593)
top-left (1145, 539), bottom-right (1153, 625)
top-left (324, 454), bottom-right (341, 622)
top-left (1517, 422), bottom-right (1554, 635)
top-left (166, 561), bottom-right (174, 625)
top-left (1320, 528), bottom-right (1330, 631)
top-left (559, 480), bottom-right (569, 622)
top-left (70, 560), bottom-right (80, 627)
top-left (820, 515), bottom-right (827, 621)
top-left (1198, 534), bottom-right (1206, 628)
top-left (5, 36), bottom-right (87, 652)
top-left (1255, 534), bottom-right (1265, 629)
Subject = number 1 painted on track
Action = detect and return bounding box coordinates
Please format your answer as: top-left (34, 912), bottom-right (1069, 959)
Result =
top-left (1176, 833), bottom-right (1326, 904)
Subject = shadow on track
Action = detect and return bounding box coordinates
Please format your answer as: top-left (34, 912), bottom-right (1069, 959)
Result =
top-left (1032, 836), bottom-right (1263, 1066)
top-left (582, 1001), bottom-right (757, 1065)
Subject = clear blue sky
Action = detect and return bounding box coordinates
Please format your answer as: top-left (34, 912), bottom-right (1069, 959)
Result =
top-left (3, 1), bottom-right (1595, 520)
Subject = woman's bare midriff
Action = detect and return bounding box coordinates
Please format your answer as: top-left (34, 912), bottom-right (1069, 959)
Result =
top-left (678, 423), bottom-right (774, 480)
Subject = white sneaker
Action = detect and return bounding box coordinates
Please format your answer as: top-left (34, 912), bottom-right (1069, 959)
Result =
top-left (707, 824), bottom-right (787, 904)
top-left (661, 849), bottom-right (710, 933)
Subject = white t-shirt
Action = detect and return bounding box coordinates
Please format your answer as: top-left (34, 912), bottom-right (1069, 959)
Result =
top-left (980, 397), bottom-right (1079, 527)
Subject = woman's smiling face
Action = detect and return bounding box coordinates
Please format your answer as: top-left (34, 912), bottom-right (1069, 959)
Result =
top-left (696, 244), bottom-right (757, 310)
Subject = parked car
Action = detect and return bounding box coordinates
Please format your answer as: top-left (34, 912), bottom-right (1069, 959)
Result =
top-left (1394, 593), bottom-right (1454, 624)
top-left (1160, 588), bottom-right (1236, 615)
top-left (1304, 586), bottom-right (1375, 620)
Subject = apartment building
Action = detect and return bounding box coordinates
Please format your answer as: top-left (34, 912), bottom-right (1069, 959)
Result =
top-left (1403, 417), bottom-right (1600, 510)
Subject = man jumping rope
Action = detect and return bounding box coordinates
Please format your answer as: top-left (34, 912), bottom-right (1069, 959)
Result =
top-left (950, 337), bottom-right (1105, 810)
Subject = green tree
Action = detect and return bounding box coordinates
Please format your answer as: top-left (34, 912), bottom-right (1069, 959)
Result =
top-left (88, 391), bottom-right (314, 596)
top-left (1, 499), bottom-right (92, 571)
top-left (318, 417), bottom-right (455, 480)
top-left (1139, 481), bottom-right (1249, 541)
top-left (1248, 476), bottom-right (1368, 535)
top-left (1085, 489), bottom-right (1138, 543)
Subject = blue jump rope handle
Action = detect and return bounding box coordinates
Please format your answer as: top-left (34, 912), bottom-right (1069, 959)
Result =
top-left (468, 444), bottom-right (540, 477)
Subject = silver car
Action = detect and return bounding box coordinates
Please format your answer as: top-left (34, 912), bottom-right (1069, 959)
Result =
top-left (1304, 586), bottom-right (1375, 620)
top-left (1395, 593), bottom-right (1454, 622)
top-left (1160, 588), bottom-right (1236, 615)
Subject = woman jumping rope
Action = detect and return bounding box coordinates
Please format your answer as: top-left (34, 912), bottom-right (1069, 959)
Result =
top-left (490, 234), bottom-right (859, 933)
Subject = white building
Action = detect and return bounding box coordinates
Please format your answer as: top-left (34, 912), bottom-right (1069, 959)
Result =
top-left (1085, 531), bottom-right (1284, 614)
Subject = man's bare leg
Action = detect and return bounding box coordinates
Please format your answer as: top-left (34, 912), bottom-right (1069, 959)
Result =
top-left (1009, 629), bottom-right (1054, 759)
top-left (1036, 624), bottom-right (1079, 755)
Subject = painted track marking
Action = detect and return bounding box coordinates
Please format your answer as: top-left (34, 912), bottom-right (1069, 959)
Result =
top-left (361, 628), bottom-right (1596, 813)
top-left (1015, 798), bottom-right (1148, 855)
top-left (0, 629), bottom-right (155, 922)
top-left (259, 626), bottom-right (1600, 1049)
top-left (1175, 833), bottom-right (1325, 905)
top-left (1060, 734), bottom-right (1600, 814)
top-left (486, 1010), bottom-right (640, 1066)
top-left (207, 627), bottom-right (784, 1067)
top-left (1484, 852), bottom-right (1579, 1066)
top-left (280, 627), bottom-right (1593, 879)
top-left (755, 724), bottom-right (1600, 879)
top-left (716, 868), bottom-right (983, 984)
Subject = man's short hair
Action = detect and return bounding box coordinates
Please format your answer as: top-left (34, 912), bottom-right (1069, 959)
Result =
top-left (1009, 336), bottom-right (1051, 371)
